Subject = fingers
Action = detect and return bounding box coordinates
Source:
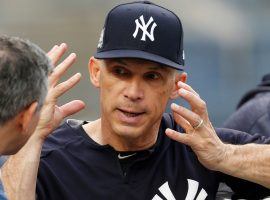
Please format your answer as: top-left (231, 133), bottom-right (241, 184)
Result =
top-left (53, 73), bottom-right (82, 99)
top-left (47, 43), bottom-right (68, 66)
top-left (171, 82), bottom-right (209, 132)
top-left (171, 103), bottom-right (201, 129)
top-left (178, 88), bottom-right (208, 118)
top-left (172, 106), bottom-right (192, 132)
top-left (47, 45), bottom-right (58, 57)
top-left (49, 53), bottom-right (77, 87)
top-left (178, 81), bottom-right (200, 97)
top-left (165, 128), bottom-right (190, 146)
top-left (59, 100), bottom-right (85, 118)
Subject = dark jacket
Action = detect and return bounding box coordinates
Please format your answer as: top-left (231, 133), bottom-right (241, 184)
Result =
top-left (36, 114), bottom-right (270, 200)
top-left (224, 73), bottom-right (270, 136)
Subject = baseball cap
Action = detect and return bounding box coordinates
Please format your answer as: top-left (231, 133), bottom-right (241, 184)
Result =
top-left (94, 1), bottom-right (185, 70)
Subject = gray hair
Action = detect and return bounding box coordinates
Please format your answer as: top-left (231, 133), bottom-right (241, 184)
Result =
top-left (0, 35), bottom-right (52, 125)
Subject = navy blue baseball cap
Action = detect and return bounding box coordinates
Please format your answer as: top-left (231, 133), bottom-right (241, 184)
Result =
top-left (94, 1), bottom-right (185, 70)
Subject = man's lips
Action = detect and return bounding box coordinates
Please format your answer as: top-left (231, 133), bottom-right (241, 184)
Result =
top-left (117, 108), bottom-right (146, 117)
top-left (116, 108), bottom-right (146, 124)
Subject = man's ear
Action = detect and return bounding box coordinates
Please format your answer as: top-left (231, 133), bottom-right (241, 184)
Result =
top-left (170, 72), bottom-right (187, 99)
top-left (88, 56), bottom-right (101, 88)
top-left (16, 102), bottom-right (38, 133)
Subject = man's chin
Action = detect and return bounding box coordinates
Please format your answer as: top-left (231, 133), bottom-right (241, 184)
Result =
top-left (113, 125), bottom-right (144, 139)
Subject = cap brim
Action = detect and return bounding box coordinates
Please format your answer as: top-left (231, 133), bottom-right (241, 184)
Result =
top-left (94, 50), bottom-right (184, 70)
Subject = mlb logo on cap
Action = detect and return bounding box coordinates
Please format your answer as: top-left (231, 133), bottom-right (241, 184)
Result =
top-left (94, 1), bottom-right (185, 70)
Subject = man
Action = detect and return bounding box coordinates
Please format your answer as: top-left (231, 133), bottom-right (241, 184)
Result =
top-left (0, 35), bottom-right (51, 155)
top-left (224, 73), bottom-right (270, 136)
top-left (2, 2), bottom-right (270, 200)
top-left (217, 73), bottom-right (270, 198)
top-left (0, 36), bottom-right (85, 198)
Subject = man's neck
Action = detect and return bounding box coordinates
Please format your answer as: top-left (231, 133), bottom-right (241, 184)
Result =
top-left (82, 118), bottom-right (160, 151)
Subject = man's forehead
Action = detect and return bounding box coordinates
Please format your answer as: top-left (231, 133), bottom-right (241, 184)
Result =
top-left (104, 58), bottom-right (172, 71)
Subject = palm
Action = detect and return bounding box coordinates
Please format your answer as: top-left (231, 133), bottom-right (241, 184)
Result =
top-left (36, 104), bottom-right (61, 138)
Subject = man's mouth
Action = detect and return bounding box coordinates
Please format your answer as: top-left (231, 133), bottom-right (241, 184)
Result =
top-left (117, 108), bottom-right (145, 117)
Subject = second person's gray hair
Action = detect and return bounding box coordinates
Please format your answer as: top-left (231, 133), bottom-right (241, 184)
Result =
top-left (0, 35), bottom-right (52, 125)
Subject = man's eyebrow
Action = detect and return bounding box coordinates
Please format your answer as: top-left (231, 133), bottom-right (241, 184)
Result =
top-left (148, 64), bottom-right (168, 71)
top-left (148, 66), bottom-right (162, 70)
top-left (114, 59), bottom-right (127, 66)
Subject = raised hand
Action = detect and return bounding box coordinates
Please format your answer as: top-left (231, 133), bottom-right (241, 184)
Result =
top-left (165, 81), bottom-right (227, 170)
top-left (1, 44), bottom-right (85, 200)
top-left (35, 43), bottom-right (85, 139)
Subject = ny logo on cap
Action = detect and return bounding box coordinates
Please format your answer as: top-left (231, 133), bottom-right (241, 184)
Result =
top-left (133, 15), bottom-right (157, 42)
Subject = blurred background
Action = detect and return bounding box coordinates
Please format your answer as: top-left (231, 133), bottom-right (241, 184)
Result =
top-left (1, 0), bottom-right (269, 126)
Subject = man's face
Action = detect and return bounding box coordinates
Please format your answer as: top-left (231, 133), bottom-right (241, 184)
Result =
top-left (90, 58), bottom-right (182, 141)
top-left (0, 104), bottom-right (41, 155)
top-left (18, 110), bottom-right (41, 149)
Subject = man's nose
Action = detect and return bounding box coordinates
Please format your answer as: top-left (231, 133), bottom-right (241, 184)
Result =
top-left (124, 79), bottom-right (144, 101)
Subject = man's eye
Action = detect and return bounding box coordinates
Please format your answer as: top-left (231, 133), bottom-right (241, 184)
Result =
top-left (145, 72), bottom-right (160, 80)
top-left (114, 67), bottom-right (128, 75)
